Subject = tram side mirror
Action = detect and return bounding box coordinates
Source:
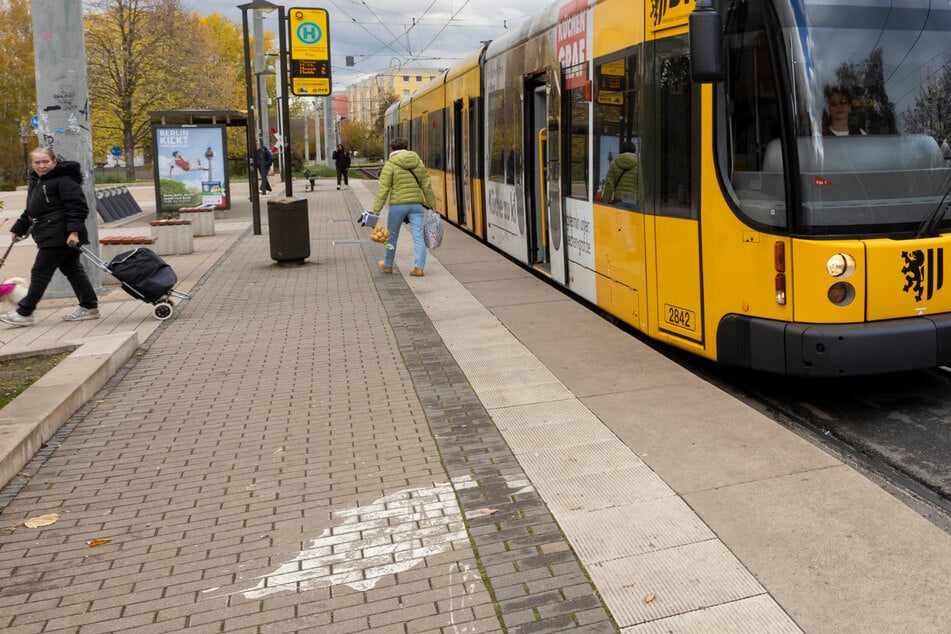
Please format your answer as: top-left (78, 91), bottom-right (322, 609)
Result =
top-left (689, 0), bottom-right (725, 83)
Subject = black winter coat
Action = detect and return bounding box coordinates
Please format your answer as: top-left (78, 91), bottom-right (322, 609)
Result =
top-left (12, 160), bottom-right (90, 248)
top-left (332, 149), bottom-right (351, 170)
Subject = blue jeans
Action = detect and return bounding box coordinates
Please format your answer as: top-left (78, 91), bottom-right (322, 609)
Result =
top-left (383, 204), bottom-right (426, 270)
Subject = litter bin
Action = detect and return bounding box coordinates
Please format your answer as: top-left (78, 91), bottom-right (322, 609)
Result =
top-left (267, 197), bottom-right (310, 265)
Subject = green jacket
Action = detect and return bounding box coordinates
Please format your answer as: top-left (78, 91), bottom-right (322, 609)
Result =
top-left (373, 150), bottom-right (437, 212)
top-left (603, 152), bottom-right (640, 204)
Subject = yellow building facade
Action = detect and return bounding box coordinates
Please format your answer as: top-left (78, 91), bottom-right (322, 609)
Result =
top-left (346, 68), bottom-right (441, 128)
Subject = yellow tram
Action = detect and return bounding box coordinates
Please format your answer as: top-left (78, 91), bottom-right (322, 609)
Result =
top-left (385, 0), bottom-right (951, 376)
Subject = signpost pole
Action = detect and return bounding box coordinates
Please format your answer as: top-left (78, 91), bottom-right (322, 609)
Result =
top-left (277, 5), bottom-right (292, 197)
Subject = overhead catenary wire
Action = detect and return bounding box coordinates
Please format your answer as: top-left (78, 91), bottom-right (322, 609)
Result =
top-left (324, 0), bottom-right (534, 85)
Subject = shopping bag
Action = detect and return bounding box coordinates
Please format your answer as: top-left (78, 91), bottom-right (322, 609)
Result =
top-left (358, 210), bottom-right (379, 227)
top-left (423, 211), bottom-right (443, 250)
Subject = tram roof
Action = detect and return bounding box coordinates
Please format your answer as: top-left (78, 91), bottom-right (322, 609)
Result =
top-left (485, 0), bottom-right (582, 61)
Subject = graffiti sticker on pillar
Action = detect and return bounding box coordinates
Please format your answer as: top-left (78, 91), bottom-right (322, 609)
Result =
top-left (35, 91), bottom-right (90, 147)
top-left (289, 7), bottom-right (331, 96)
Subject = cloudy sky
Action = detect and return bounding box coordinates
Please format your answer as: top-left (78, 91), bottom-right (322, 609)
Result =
top-left (187, 0), bottom-right (554, 88)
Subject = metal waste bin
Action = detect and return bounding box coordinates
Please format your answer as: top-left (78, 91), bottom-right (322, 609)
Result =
top-left (267, 197), bottom-right (310, 264)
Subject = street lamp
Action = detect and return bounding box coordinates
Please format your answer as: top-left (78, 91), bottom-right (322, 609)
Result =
top-left (19, 124), bottom-right (32, 181)
top-left (238, 0), bottom-right (279, 235)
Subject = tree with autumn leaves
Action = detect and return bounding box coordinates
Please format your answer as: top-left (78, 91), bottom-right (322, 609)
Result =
top-left (0, 0), bottom-right (37, 189)
top-left (0, 0), bottom-right (249, 188)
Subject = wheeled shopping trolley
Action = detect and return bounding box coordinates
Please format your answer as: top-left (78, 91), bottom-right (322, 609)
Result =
top-left (78, 245), bottom-right (191, 320)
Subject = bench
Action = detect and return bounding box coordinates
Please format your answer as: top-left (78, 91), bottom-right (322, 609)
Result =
top-left (150, 219), bottom-right (193, 255)
top-left (177, 207), bottom-right (215, 236)
top-left (98, 237), bottom-right (157, 285)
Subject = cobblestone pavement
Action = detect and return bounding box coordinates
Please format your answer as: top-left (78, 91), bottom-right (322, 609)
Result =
top-left (0, 185), bottom-right (613, 633)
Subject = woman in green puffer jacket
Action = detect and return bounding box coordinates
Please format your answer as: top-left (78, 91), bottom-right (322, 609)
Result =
top-left (372, 137), bottom-right (437, 277)
top-left (602, 141), bottom-right (640, 206)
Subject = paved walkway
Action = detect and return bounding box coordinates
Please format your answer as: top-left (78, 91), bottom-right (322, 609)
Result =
top-left (0, 179), bottom-right (949, 632)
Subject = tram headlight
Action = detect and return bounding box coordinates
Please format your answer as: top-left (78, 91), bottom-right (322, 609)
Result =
top-left (826, 253), bottom-right (856, 278)
top-left (828, 281), bottom-right (855, 306)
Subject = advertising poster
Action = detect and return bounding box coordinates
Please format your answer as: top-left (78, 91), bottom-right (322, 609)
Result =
top-left (153, 125), bottom-right (229, 214)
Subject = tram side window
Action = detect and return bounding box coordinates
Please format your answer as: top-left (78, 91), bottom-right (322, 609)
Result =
top-left (411, 117), bottom-right (423, 154)
top-left (424, 109), bottom-right (445, 171)
top-left (487, 89), bottom-right (518, 184)
top-left (470, 97), bottom-right (483, 179)
top-left (593, 52), bottom-right (640, 207)
top-left (657, 51), bottom-right (692, 217)
top-left (564, 63), bottom-right (589, 200)
top-left (488, 90), bottom-right (504, 180)
top-left (722, 6), bottom-right (787, 228)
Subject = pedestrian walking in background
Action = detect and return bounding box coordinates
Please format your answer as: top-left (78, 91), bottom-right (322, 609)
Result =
top-left (303, 164), bottom-right (317, 191)
top-left (372, 137), bottom-right (436, 277)
top-left (332, 144), bottom-right (351, 190)
top-left (0, 147), bottom-right (99, 327)
top-left (256, 145), bottom-right (273, 195)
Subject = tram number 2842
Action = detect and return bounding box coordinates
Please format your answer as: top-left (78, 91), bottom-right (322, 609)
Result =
top-left (664, 304), bottom-right (696, 332)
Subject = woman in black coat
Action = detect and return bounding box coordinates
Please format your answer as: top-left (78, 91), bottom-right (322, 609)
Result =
top-left (0, 147), bottom-right (99, 326)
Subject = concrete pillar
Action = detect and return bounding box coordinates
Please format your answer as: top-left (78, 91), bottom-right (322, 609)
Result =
top-left (323, 97), bottom-right (334, 169)
top-left (314, 101), bottom-right (321, 160)
top-left (253, 11), bottom-right (270, 148)
top-left (31, 0), bottom-right (102, 294)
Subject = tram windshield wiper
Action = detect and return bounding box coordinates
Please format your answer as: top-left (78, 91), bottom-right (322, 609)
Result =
top-left (914, 182), bottom-right (951, 239)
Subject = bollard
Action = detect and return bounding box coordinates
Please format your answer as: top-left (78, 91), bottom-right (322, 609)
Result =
top-left (95, 189), bottom-right (117, 222)
top-left (267, 197), bottom-right (310, 265)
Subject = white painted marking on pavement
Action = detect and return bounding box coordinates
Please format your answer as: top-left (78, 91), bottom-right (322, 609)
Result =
top-left (206, 475), bottom-right (534, 598)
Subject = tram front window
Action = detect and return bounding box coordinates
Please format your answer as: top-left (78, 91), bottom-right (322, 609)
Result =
top-left (723, 0), bottom-right (951, 236)
top-left (792, 1), bottom-right (951, 236)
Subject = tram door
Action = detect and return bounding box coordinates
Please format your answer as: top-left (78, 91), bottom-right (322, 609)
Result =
top-left (649, 38), bottom-right (704, 345)
top-left (452, 99), bottom-right (469, 227)
top-left (525, 74), bottom-right (567, 284)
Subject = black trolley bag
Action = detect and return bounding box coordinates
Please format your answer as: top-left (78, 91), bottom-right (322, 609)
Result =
top-left (79, 245), bottom-right (191, 320)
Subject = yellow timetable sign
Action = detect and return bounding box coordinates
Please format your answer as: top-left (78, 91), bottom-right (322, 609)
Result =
top-left (289, 7), bottom-right (331, 96)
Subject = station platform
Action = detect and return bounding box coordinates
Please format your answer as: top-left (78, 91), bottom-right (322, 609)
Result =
top-left (0, 178), bottom-right (948, 633)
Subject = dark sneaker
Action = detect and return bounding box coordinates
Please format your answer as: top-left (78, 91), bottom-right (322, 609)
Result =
top-left (62, 308), bottom-right (100, 321)
top-left (0, 311), bottom-right (33, 327)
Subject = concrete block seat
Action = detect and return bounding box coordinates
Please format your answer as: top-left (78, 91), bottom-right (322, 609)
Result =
top-left (149, 219), bottom-right (193, 255)
top-left (177, 207), bottom-right (215, 236)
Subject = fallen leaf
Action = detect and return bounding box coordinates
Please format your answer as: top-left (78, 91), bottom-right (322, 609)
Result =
top-left (24, 513), bottom-right (59, 528)
top-left (87, 539), bottom-right (111, 547)
top-left (643, 593), bottom-right (656, 603)
top-left (479, 508), bottom-right (497, 515)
